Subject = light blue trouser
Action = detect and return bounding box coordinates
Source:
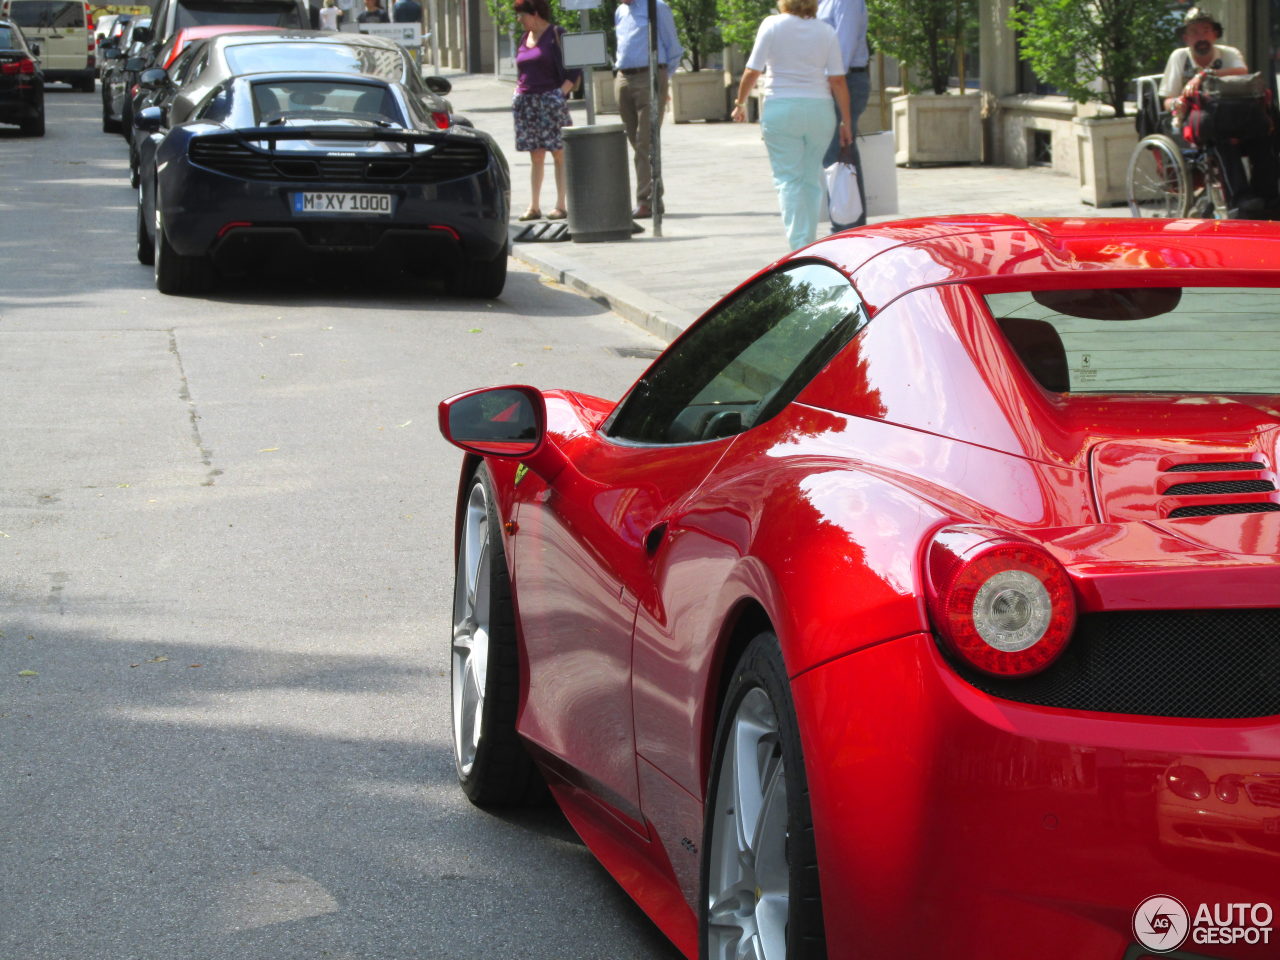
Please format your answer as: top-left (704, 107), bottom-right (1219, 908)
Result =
top-left (761, 97), bottom-right (837, 251)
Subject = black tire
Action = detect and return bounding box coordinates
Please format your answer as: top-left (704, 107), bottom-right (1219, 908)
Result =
top-left (700, 632), bottom-right (825, 960)
top-left (154, 211), bottom-right (210, 295)
top-left (102, 106), bottom-right (120, 134)
top-left (19, 110), bottom-right (44, 137)
top-left (135, 187), bottom-right (154, 266)
top-left (452, 250), bottom-right (508, 299)
top-left (74, 76), bottom-right (94, 93)
top-left (451, 464), bottom-right (544, 806)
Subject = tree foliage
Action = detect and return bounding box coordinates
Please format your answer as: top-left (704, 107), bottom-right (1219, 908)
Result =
top-left (1008, 0), bottom-right (1178, 117)
top-left (714, 0), bottom-right (773, 57)
top-left (671, 0), bottom-right (720, 70)
top-left (868, 0), bottom-right (975, 95)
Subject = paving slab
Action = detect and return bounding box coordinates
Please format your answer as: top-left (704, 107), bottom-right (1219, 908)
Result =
top-left (441, 70), bottom-right (1116, 340)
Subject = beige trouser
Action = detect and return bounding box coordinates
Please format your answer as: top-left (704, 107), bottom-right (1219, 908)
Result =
top-left (615, 66), bottom-right (668, 206)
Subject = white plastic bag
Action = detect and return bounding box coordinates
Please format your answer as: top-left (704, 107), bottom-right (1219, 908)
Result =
top-left (824, 161), bottom-right (862, 227)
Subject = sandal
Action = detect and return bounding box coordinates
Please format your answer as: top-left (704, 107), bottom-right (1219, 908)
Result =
top-left (517, 209), bottom-right (543, 221)
top-left (546, 208), bottom-right (567, 220)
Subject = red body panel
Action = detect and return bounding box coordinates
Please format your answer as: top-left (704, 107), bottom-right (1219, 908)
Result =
top-left (444, 217), bottom-right (1280, 959)
top-left (795, 634), bottom-right (1280, 960)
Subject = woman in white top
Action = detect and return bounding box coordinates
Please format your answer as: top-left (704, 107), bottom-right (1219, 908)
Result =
top-left (319, 0), bottom-right (342, 30)
top-left (731, 0), bottom-right (852, 250)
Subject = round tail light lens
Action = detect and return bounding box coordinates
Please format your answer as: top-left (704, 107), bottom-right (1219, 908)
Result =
top-left (925, 525), bottom-right (1075, 677)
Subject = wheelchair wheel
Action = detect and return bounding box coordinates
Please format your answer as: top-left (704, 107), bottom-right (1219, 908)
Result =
top-left (1186, 151), bottom-right (1231, 219)
top-left (1127, 134), bottom-right (1190, 217)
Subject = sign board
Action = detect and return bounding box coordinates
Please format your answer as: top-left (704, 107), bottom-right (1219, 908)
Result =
top-left (561, 30), bottom-right (608, 68)
top-left (353, 22), bottom-right (420, 46)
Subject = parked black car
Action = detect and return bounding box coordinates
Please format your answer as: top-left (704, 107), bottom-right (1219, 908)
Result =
top-left (134, 71), bottom-right (510, 296)
top-left (100, 15), bottom-right (149, 133)
top-left (128, 30), bottom-right (460, 185)
top-left (0, 17), bottom-right (43, 136)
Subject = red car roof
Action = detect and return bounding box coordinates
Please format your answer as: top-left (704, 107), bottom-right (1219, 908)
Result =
top-left (803, 215), bottom-right (1280, 317)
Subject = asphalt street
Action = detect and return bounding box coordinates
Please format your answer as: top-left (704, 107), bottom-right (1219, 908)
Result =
top-left (0, 85), bottom-right (682, 960)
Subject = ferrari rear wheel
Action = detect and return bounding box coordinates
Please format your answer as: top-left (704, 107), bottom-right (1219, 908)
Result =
top-left (701, 632), bottom-right (824, 960)
top-left (451, 464), bottom-right (543, 806)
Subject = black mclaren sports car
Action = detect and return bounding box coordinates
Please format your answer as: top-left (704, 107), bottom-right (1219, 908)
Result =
top-left (135, 70), bottom-right (510, 296)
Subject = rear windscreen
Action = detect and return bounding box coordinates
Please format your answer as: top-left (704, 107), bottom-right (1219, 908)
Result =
top-left (175, 2), bottom-right (303, 30)
top-left (6, 1), bottom-right (85, 28)
top-left (226, 41), bottom-right (402, 81)
top-left (0, 25), bottom-right (16, 45)
top-left (985, 287), bottom-right (1280, 395)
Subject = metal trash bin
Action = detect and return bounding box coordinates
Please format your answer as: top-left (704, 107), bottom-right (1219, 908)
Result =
top-left (562, 123), bottom-right (632, 243)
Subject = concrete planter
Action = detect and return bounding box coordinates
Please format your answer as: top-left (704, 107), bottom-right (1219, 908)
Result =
top-left (890, 91), bottom-right (982, 165)
top-left (671, 69), bottom-right (726, 122)
top-left (1074, 115), bottom-right (1136, 206)
top-left (591, 68), bottom-right (618, 115)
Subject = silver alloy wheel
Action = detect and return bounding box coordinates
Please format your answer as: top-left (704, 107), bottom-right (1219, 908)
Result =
top-left (706, 687), bottom-right (789, 960)
top-left (452, 478), bottom-right (492, 777)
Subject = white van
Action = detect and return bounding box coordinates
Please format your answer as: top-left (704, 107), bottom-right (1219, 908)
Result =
top-left (0, 0), bottom-right (94, 90)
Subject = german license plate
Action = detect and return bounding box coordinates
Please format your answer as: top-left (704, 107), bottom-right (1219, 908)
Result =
top-left (291, 192), bottom-right (394, 216)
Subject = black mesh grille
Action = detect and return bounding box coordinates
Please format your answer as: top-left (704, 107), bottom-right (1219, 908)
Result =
top-left (951, 609), bottom-right (1280, 718)
top-left (189, 139), bottom-right (488, 183)
top-left (1164, 480), bottom-right (1275, 495)
top-left (1167, 461), bottom-right (1263, 472)
top-left (1168, 502), bottom-right (1280, 518)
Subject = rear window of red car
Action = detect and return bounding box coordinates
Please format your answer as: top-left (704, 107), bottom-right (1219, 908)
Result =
top-left (985, 287), bottom-right (1280, 395)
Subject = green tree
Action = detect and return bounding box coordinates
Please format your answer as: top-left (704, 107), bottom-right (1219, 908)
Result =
top-left (1008, 0), bottom-right (1178, 118)
top-left (714, 0), bottom-right (772, 57)
top-left (670, 0), bottom-right (720, 70)
top-left (867, 0), bottom-right (975, 95)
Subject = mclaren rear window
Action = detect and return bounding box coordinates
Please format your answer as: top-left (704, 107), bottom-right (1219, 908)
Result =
top-left (985, 287), bottom-right (1280, 395)
top-left (250, 79), bottom-right (402, 124)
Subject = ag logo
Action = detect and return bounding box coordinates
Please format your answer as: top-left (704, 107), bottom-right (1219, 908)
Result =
top-left (1133, 895), bottom-right (1190, 952)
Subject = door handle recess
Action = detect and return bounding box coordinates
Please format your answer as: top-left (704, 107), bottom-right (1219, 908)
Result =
top-left (644, 521), bottom-right (668, 555)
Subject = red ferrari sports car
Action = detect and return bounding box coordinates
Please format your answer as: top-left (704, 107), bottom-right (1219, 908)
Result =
top-left (438, 215), bottom-right (1280, 960)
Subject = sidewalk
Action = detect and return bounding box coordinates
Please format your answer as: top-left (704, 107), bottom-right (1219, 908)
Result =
top-left (444, 71), bottom-right (1110, 341)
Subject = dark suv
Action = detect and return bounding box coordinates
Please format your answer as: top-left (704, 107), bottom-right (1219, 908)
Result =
top-left (133, 0), bottom-right (307, 53)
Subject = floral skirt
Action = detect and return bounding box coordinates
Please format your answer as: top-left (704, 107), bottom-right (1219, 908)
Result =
top-left (513, 90), bottom-right (572, 152)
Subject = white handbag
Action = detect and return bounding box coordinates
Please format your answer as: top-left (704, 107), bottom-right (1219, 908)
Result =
top-left (824, 160), bottom-right (863, 226)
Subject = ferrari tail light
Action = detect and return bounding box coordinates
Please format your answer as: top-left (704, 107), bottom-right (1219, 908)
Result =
top-left (1, 57), bottom-right (35, 75)
top-left (431, 111), bottom-right (449, 129)
top-left (924, 525), bottom-right (1075, 677)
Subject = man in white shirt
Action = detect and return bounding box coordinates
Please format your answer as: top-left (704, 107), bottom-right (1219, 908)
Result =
top-left (1158, 7), bottom-right (1275, 217)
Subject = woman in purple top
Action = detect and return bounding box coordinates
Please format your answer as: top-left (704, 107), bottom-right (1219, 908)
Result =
top-left (512, 0), bottom-right (580, 220)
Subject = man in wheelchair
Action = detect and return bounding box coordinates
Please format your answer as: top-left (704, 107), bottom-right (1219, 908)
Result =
top-left (1158, 7), bottom-right (1278, 218)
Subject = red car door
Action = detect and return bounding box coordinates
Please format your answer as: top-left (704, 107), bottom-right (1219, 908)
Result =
top-left (511, 429), bottom-right (731, 831)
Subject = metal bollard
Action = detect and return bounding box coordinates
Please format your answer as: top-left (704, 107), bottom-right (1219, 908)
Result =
top-left (562, 123), bottom-right (633, 243)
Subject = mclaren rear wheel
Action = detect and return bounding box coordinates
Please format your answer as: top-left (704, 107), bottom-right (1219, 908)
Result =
top-left (1127, 134), bottom-right (1190, 218)
top-left (701, 631), bottom-right (825, 960)
top-left (154, 207), bottom-right (211, 295)
top-left (451, 464), bottom-right (543, 806)
top-left (452, 250), bottom-right (508, 299)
